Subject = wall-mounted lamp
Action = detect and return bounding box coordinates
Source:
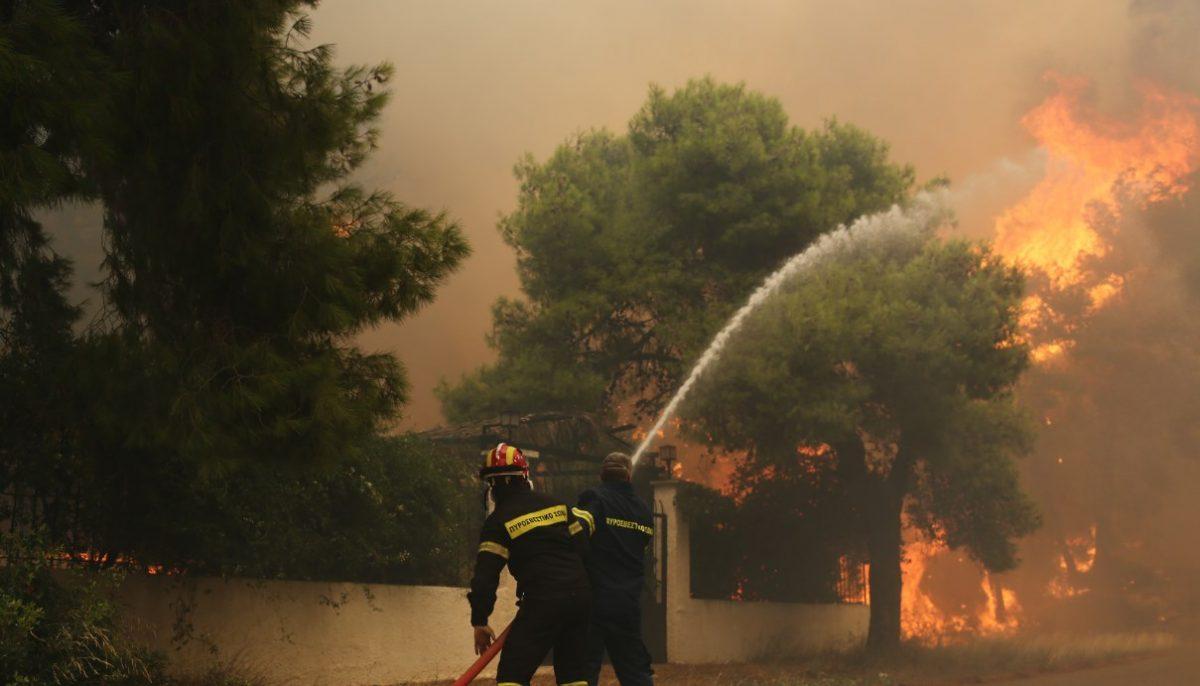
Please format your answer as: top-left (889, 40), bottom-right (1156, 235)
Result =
top-left (657, 444), bottom-right (677, 479)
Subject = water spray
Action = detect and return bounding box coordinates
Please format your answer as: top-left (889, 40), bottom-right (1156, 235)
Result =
top-left (630, 191), bottom-right (952, 465)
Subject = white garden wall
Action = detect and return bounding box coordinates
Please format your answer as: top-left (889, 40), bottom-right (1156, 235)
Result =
top-left (118, 479), bottom-right (867, 684)
top-left (119, 574), bottom-right (517, 685)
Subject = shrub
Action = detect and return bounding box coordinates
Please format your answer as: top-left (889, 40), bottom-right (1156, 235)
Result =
top-left (180, 434), bottom-right (478, 586)
top-left (0, 532), bottom-right (161, 685)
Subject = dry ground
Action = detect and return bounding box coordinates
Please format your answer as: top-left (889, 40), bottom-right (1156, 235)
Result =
top-left (432, 632), bottom-right (1181, 686)
top-left (992, 643), bottom-right (1200, 685)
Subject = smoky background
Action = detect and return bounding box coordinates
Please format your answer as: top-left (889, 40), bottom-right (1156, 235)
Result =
top-left (37, 0), bottom-right (1200, 637)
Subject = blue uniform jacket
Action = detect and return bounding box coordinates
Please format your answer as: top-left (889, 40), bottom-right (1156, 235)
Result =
top-left (574, 481), bottom-right (654, 601)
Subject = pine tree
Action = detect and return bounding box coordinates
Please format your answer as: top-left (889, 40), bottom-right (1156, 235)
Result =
top-left (3, 1), bottom-right (469, 568)
top-left (0, 0), bottom-right (110, 535)
top-left (74, 2), bottom-right (467, 467)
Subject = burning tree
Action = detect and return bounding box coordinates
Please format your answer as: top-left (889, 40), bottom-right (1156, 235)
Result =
top-left (684, 228), bottom-right (1041, 650)
top-left (988, 74), bottom-right (1200, 630)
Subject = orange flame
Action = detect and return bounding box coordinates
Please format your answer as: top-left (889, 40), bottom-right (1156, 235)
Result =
top-left (995, 72), bottom-right (1200, 290)
top-left (979, 572), bottom-right (1021, 634)
top-left (903, 74), bottom-right (1200, 639)
top-left (1048, 524), bottom-right (1098, 599)
top-left (901, 536), bottom-right (1021, 642)
top-left (902, 538), bottom-right (961, 640)
top-left (993, 73), bottom-right (1200, 361)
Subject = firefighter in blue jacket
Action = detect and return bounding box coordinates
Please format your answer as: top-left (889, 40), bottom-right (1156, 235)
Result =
top-left (573, 452), bottom-right (655, 686)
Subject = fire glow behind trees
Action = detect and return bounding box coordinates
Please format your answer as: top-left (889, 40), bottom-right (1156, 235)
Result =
top-left (683, 225), bottom-right (1039, 650)
top-left (898, 73), bottom-right (1200, 641)
top-left (995, 73), bottom-right (1200, 362)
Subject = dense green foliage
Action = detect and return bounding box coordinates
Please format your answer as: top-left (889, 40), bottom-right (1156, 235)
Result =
top-left (168, 435), bottom-right (476, 585)
top-left (1, 0), bottom-right (469, 583)
top-left (1, 1), bottom-right (107, 556)
top-left (0, 533), bottom-right (161, 685)
top-left (85, 1), bottom-right (468, 472)
top-left (438, 78), bottom-right (914, 422)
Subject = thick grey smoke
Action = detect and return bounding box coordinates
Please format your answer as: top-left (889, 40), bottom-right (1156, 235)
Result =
top-left (1130, 0), bottom-right (1200, 94)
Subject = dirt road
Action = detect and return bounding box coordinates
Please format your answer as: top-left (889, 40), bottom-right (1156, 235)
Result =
top-left (998, 646), bottom-right (1200, 685)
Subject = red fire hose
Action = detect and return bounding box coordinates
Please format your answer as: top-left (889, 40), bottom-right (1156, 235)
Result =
top-left (452, 622), bottom-right (513, 686)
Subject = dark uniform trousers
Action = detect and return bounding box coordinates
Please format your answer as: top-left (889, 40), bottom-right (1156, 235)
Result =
top-left (573, 481), bottom-right (655, 686)
top-left (584, 589), bottom-right (653, 686)
top-left (496, 591), bottom-right (591, 686)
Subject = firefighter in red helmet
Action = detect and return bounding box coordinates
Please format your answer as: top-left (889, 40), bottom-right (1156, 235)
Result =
top-left (468, 442), bottom-right (592, 686)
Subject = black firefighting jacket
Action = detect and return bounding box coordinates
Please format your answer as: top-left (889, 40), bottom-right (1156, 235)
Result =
top-left (468, 487), bottom-right (590, 626)
top-left (574, 481), bottom-right (654, 600)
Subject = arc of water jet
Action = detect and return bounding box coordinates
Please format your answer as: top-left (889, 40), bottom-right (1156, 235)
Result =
top-left (630, 191), bottom-right (952, 466)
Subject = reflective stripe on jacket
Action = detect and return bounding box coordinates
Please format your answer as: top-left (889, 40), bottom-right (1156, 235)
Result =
top-left (468, 488), bottom-right (590, 626)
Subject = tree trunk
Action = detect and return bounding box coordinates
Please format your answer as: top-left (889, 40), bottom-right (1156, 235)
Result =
top-left (834, 436), bottom-right (913, 653)
top-left (866, 479), bottom-right (904, 652)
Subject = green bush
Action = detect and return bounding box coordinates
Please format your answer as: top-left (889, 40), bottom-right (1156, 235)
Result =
top-left (5, 429), bottom-right (477, 588)
top-left (179, 434), bottom-right (478, 586)
top-left (0, 533), bottom-right (161, 686)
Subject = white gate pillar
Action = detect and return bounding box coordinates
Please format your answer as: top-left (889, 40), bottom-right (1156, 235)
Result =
top-left (651, 478), bottom-right (690, 661)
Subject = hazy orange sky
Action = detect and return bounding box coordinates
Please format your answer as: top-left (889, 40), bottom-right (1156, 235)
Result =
top-left (305, 0), bottom-right (1159, 429)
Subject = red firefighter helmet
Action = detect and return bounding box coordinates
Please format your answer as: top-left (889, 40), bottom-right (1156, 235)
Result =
top-left (480, 442), bottom-right (529, 481)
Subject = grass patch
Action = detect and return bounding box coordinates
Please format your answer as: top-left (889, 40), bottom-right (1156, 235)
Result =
top-left (166, 665), bottom-right (269, 686)
top-left (869, 631), bottom-right (1178, 680)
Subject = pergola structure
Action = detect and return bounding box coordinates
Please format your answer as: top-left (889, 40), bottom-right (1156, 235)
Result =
top-left (421, 411), bottom-right (653, 497)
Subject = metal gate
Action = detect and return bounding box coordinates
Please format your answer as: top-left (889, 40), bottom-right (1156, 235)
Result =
top-left (641, 501), bottom-right (668, 662)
